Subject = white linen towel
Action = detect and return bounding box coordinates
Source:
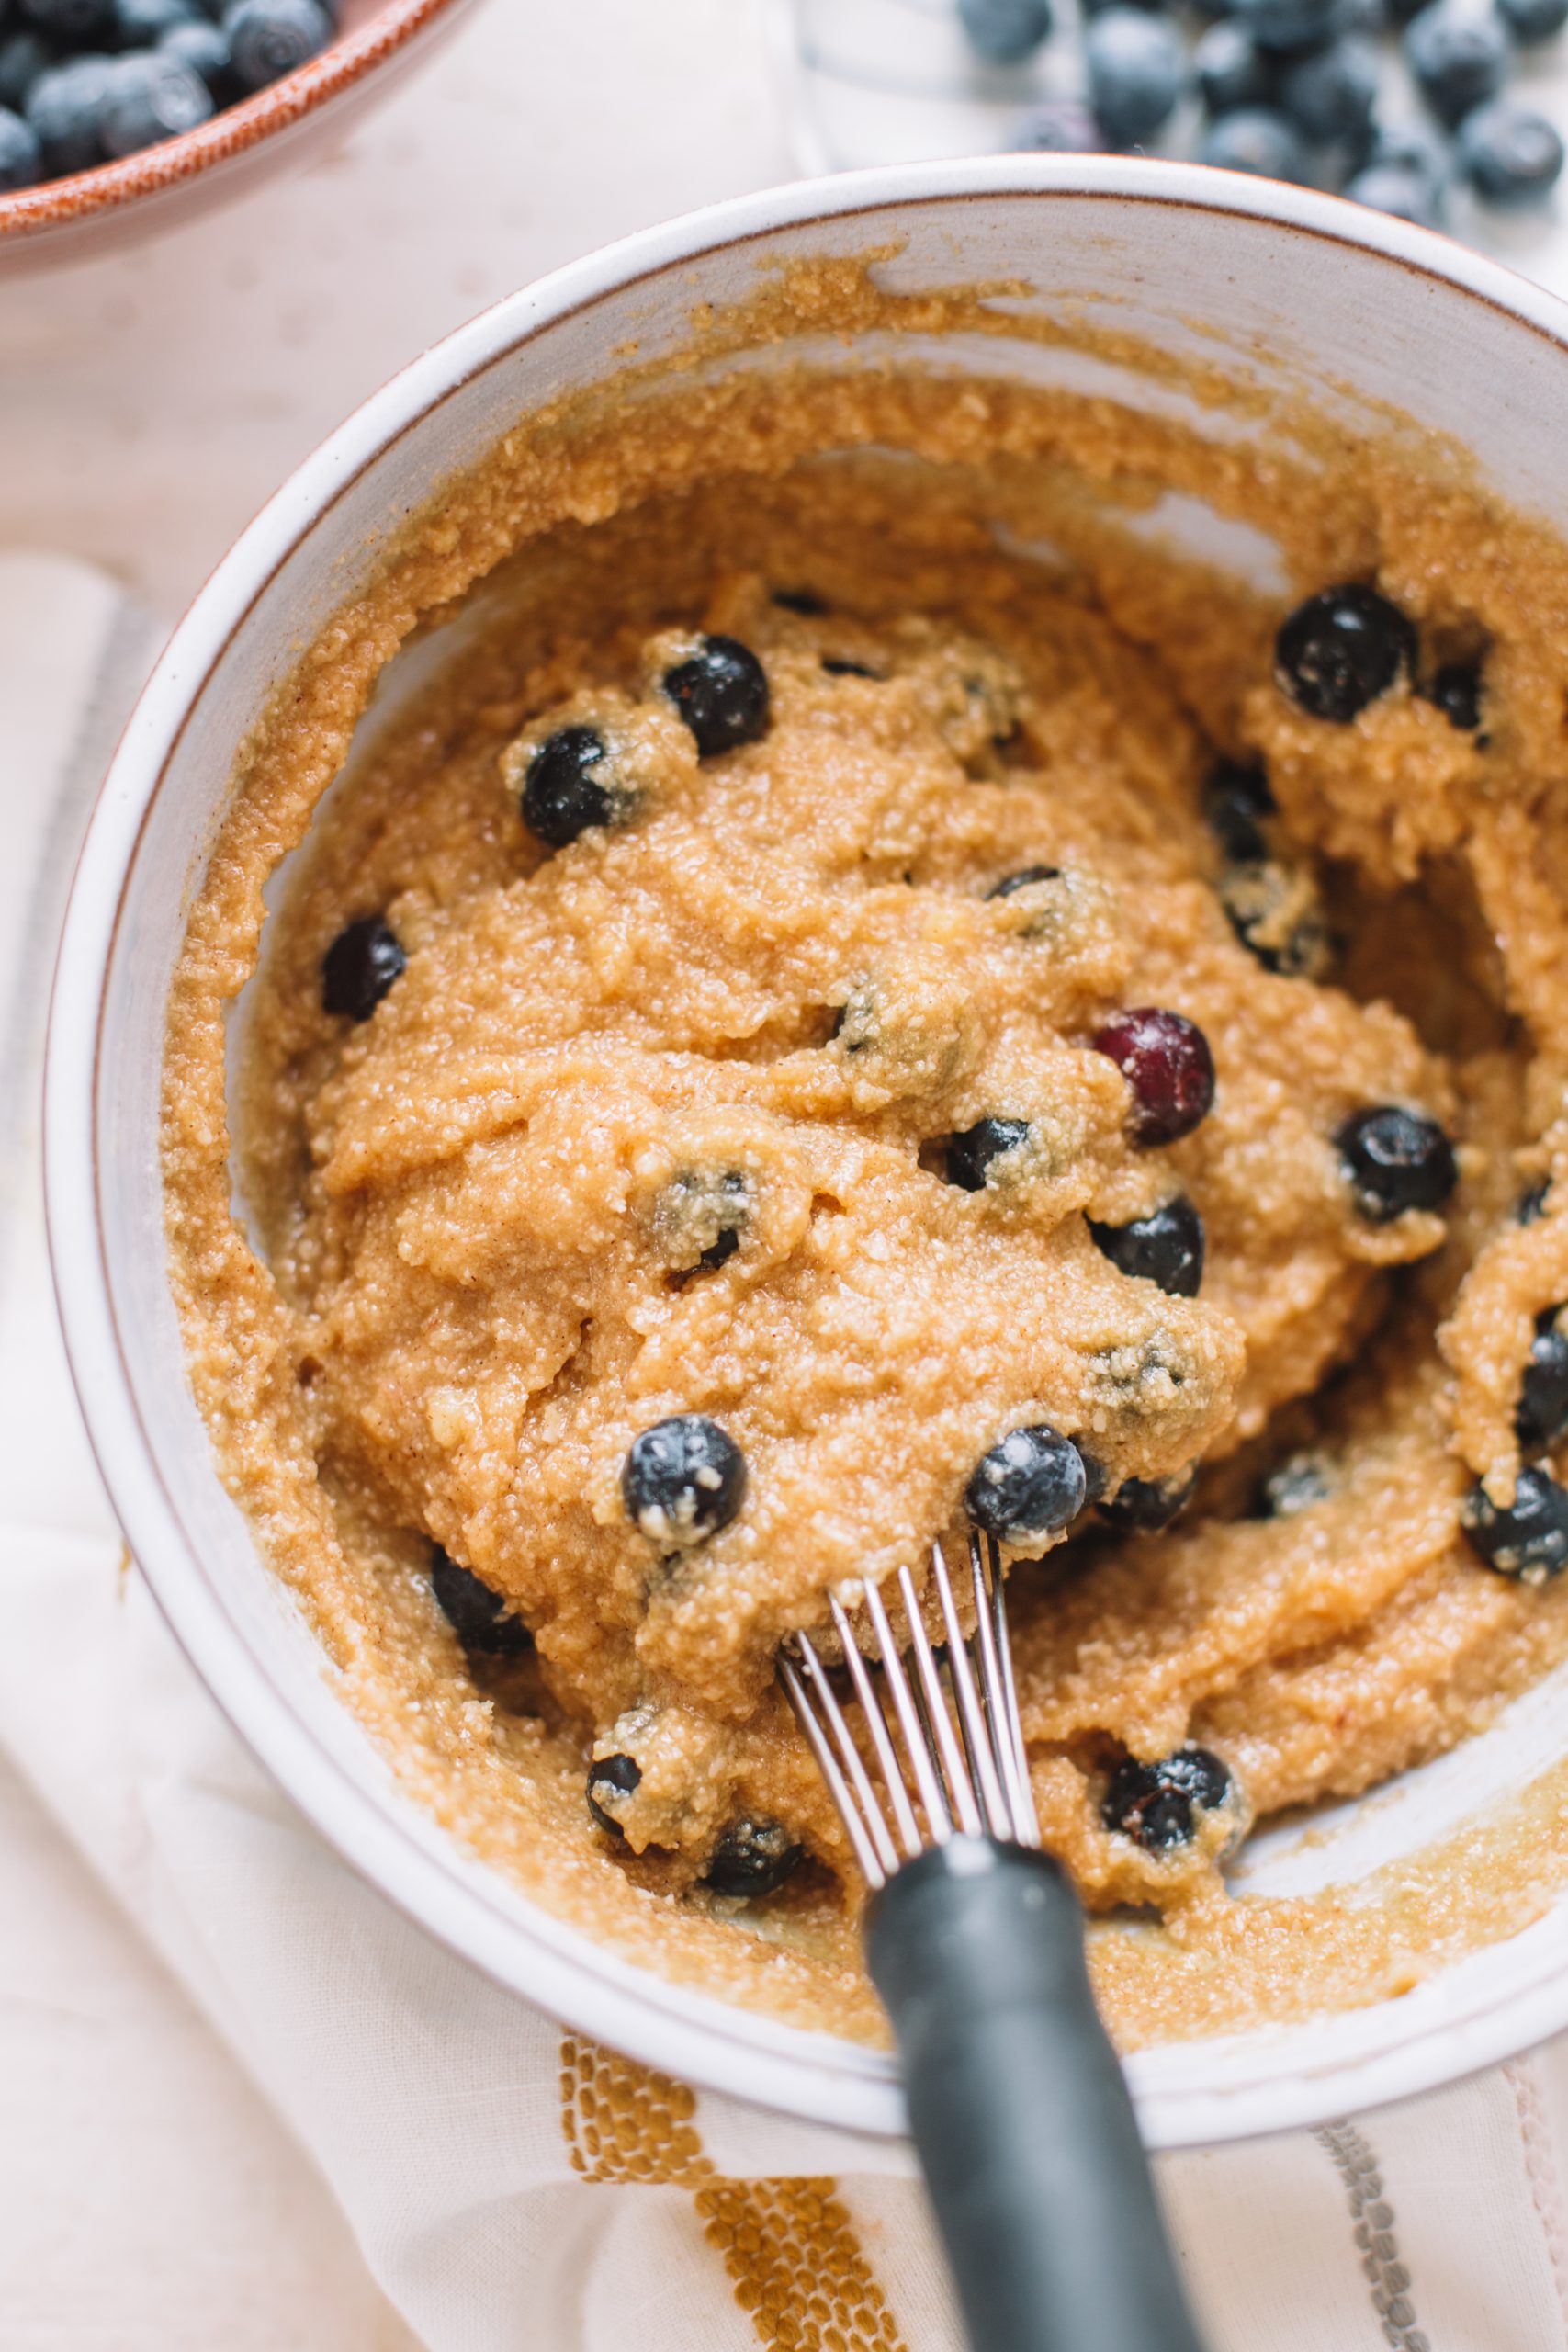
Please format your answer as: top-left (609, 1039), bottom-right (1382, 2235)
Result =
top-left (5, 549), bottom-right (1568, 2352)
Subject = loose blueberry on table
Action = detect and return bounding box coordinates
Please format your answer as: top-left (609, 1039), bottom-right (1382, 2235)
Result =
top-left (622, 1414), bottom-right (748, 1548)
top-left (1102, 1747), bottom-right (1233, 1851)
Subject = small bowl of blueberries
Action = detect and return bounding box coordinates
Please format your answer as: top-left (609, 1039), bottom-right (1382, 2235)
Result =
top-left (0, 0), bottom-right (479, 270)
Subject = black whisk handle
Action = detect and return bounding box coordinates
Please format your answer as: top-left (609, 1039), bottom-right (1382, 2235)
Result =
top-left (865, 1838), bottom-right (1208, 2352)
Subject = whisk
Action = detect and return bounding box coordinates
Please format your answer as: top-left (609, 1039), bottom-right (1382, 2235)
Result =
top-left (780, 1532), bottom-right (1209, 2352)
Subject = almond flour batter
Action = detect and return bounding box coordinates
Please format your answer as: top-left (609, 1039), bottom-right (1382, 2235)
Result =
top-left (163, 262), bottom-right (1568, 2047)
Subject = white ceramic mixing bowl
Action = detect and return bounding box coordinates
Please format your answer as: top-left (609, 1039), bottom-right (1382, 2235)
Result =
top-left (44, 155), bottom-right (1568, 2147)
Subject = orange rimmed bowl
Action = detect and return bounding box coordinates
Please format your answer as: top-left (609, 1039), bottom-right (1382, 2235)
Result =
top-left (0, 0), bottom-right (481, 275)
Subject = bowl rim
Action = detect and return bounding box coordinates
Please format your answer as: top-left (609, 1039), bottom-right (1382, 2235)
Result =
top-left (43, 152), bottom-right (1568, 2147)
top-left (0, 0), bottom-right (468, 243)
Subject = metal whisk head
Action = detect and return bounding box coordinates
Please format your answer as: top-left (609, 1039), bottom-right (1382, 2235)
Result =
top-left (779, 1530), bottom-right (1040, 1889)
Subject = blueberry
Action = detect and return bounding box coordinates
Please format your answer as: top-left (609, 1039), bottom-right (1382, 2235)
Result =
top-left (522, 725), bottom-right (617, 848)
top-left (586, 1753), bottom-right (641, 1838)
top-left (0, 99), bottom-right (39, 182)
top-left (965, 1425), bottom-right (1089, 1546)
top-left (98, 49), bottom-right (209, 153)
top-left (1458, 99), bottom-right (1565, 203)
top-left (622, 1414), bottom-right (746, 1548)
top-left (703, 1816), bottom-right (804, 1898)
top-left (223, 0), bottom-right (330, 93)
top-left (1232, 0), bottom-right (1337, 51)
top-left (0, 30), bottom-right (51, 113)
top-left (1089, 1196), bottom-right (1205, 1296)
top-left (1517, 1310), bottom-right (1568, 1453)
top-left (25, 53), bottom-right (115, 174)
top-left (1010, 97), bottom-right (1103, 150)
top-left (1496, 0), bottom-right (1568, 39)
top-left (1336, 1104), bottom-right (1457, 1220)
top-left (1102, 1745), bottom-right (1232, 1849)
top-left (1084, 7), bottom-right (1185, 144)
top-left (20, 0), bottom-right (114, 38)
top-left (958, 0), bottom-right (1053, 61)
top-left (1343, 162), bottom-right (1441, 226)
top-left (1198, 105), bottom-right (1310, 180)
top-left (662, 634), bottom-right (770, 758)
top-left (1219, 857), bottom-right (1331, 978)
top-left (159, 17), bottom-right (230, 89)
top-left (321, 914), bottom-right (405, 1021)
top-left (113, 0), bottom-right (199, 42)
top-left (1100, 1466), bottom-right (1198, 1532)
top-left (430, 1548), bottom-right (532, 1657)
top-left (1461, 1465), bottom-right (1568, 1583)
top-left (945, 1115), bottom-right (1032, 1192)
top-left (1275, 583), bottom-right (1415, 721)
top-left (1259, 1451), bottom-right (1334, 1515)
top-left (772, 587), bottom-right (826, 615)
top-left (1518, 1178), bottom-right (1552, 1226)
top-left (1203, 760), bottom-right (1275, 863)
top-left (655, 1167), bottom-right (750, 1272)
top-left (1195, 20), bottom-right (1274, 113)
top-left (1405, 6), bottom-right (1507, 127)
top-left (987, 864), bottom-right (1062, 898)
top-left (1419, 659), bottom-right (1483, 730)
top-left (1092, 1008), bottom-right (1216, 1145)
top-left (1278, 35), bottom-right (1378, 143)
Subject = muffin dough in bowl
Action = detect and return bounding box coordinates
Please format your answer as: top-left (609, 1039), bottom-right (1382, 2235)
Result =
top-left (164, 262), bottom-right (1568, 2049)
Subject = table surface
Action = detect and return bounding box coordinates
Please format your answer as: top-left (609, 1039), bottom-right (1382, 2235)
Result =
top-left (0, 8), bottom-right (790, 2346)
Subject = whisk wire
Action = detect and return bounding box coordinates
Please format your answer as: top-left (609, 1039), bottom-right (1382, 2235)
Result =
top-left (931, 1538), bottom-right (1011, 1838)
top-left (829, 1592), bottom-right (923, 1860)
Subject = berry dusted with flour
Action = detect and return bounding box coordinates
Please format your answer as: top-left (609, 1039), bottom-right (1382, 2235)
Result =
top-left (703, 1816), bottom-right (805, 1898)
top-left (1461, 1466), bottom-right (1568, 1583)
top-left (1092, 1008), bottom-right (1215, 1145)
top-left (1420, 659), bottom-right (1484, 731)
top-left (522, 724), bottom-right (617, 848)
top-left (945, 1115), bottom-right (1033, 1192)
top-left (1276, 584), bottom-right (1416, 721)
top-left (431, 1548), bottom-right (532, 1658)
top-left (586, 1753), bottom-right (642, 1838)
top-left (1336, 1104), bottom-right (1457, 1221)
top-left (1517, 1311), bottom-right (1568, 1455)
top-left (1102, 1747), bottom-right (1233, 1849)
top-left (1088, 1196), bottom-right (1204, 1297)
top-left (662, 635), bottom-right (770, 758)
top-left (321, 914), bottom-right (405, 1022)
top-left (1203, 760), bottom-right (1275, 865)
top-left (623, 1414), bottom-right (747, 1548)
top-left (965, 1425), bottom-right (1089, 1547)
top-left (1100, 1467), bottom-right (1198, 1532)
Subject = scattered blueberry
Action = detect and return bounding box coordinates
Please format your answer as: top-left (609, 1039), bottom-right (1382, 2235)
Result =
top-left (1496, 0), bottom-right (1568, 41)
top-left (1204, 760), bottom-right (1275, 863)
top-left (1342, 161), bottom-right (1441, 224)
top-left (1100, 1466), bottom-right (1198, 1532)
top-left (1336, 1103), bottom-right (1458, 1220)
top-left (1232, 0), bottom-right (1337, 50)
top-left (1102, 1746), bottom-right (1232, 1848)
top-left (20, 0), bottom-right (113, 38)
top-left (622, 1414), bottom-right (747, 1548)
top-left (1518, 1178), bottom-right (1552, 1226)
top-left (1089, 1196), bottom-right (1205, 1296)
top-left (987, 864), bottom-right (1062, 898)
top-left (965, 1424), bottom-right (1089, 1546)
top-left (587, 1753), bottom-right (641, 1838)
top-left (959, 0), bottom-right (1055, 62)
top-left (159, 17), bottom-right (231, 91)
top-left (1275, 583), bottom-right (1416, 722)
top-left (662, 634), bottom-right (770, 758)
top-left (522, 724), bottom-right (617, 848)
top-left (98, 48), bottom-right (209, 153)
top-left (945, 1115), bottom-right (1033, 1192)
top-left (321, 914), bottom-right (405, 1022)
top-left (431, 1547), bottom-right (532, 1658)
top-left (1458, 97), bottom-right (1565, 201)
top-left (224, 0), bottom-right (331, 94)
top-left (112, 0), bottom-right (199, 41)
top-left (1419, 659), bottom-right (1483, 730)
top-left (1278, 33), bottom-right (1379, 141)
top-left (1461, 1464), bottom-right (1568, 1582)
top-left (1010, 96), bottom-right (1104, 149)
top-left (1092, 1007), bottom-right (1216, 1145)
top-left (1405, 6), bottom-right (1508, 127)
top-left (1084, 6), bottom-right (1186, 142)
top-left (703, 1816), bottom-right (805, 1898)
top-left (1198, 104), bottom-right (1311, 178)
top-left (0, 29), bottom-right (52, 112)
top-left (1517, 1309), bottom-right (1568, 1453)
top-left (0, 100), bottom-right (39, 182)
top-left (1195, 19), bottom-right (1273, 112)
top-left (25, 53), bottom-right (116, 173)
